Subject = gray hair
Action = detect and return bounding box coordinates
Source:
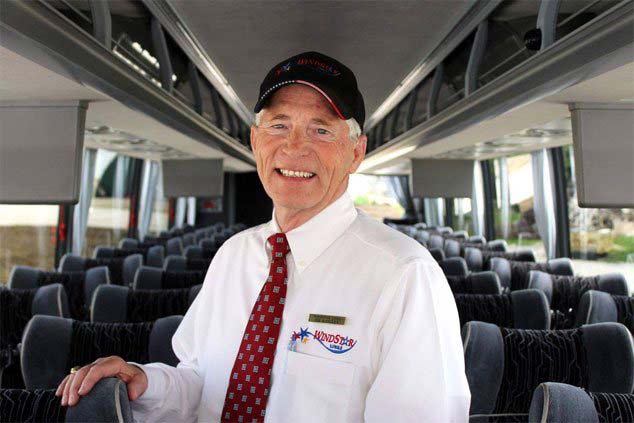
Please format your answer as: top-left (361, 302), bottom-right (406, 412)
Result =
top-left (254, 110), bottom-right (362, 142)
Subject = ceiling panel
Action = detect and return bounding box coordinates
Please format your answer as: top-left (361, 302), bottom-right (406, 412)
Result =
top-left (167, 0), bottom-right (472, 115)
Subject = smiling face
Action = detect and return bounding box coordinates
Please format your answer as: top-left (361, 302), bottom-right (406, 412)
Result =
top-left (251, 84), bottom-right (366, 228)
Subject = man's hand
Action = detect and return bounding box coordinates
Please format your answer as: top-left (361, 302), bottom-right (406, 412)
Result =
top-left (54, 355), bottom-right (148, 406)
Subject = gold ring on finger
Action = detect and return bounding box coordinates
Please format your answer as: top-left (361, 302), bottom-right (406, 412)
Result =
top-left (70, 366), bottom-right (81, 374)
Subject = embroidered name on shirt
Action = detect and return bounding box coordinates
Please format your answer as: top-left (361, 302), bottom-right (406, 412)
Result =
top-left (308, 314), bottom-right (346, 325)
top-left (290, 327), bottom-right (357, 354)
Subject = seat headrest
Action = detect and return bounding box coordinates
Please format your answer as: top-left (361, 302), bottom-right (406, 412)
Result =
top-left (528, 383), bottom-right (599, 423)
top-left (464, 247), bottom-right (483, 272)
top-left (428, 247), bottom-right (445, 263)
top-left (8, 265), bottom-right (41, 289)
top-left (146, 245), bottom-right (165, 268)
top-left (439, 257), bottom-right (469, 277)
top-left (133, 266), bottom-right (163, 290)
top-left (486, 239), bottom-right (508, 252)
top-left (92, 246), bottom-right (115, 259)
top-left (443, 239), bottom-right (461, 258)
top-left (118, 238), bottom-right (139, 250)
top-left (428, 234), bottom-right (444, 250)
top-left (58, 254), bottom-right (86, 273)
top-left (164, 255), bottom-right (187, 272)
top-left (32, 283), bottom-right (70, 318)
top-left (575, 290), bottom-right (618, 327)
top-left (184, 245), bottom-right (203, 260)
top-left (468, 235), bottom-right (487, 244)
top-left (166, 237), bottom-right (184, 256)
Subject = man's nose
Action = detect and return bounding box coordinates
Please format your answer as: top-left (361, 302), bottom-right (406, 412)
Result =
top-left (281, 128), bottom-right (309, 157)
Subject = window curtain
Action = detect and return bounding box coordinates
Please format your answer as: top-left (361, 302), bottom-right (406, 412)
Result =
top-left (138, 160), bottom-right (160, 240)
top-left (186, 196), bottom-right (196, 226)
top-left (471, 162), bottom-right (485, 237)
top-left (72, 148), bottom-right (97, 254)
top-left (386, 175), bottom-right (416, 218)
top-left (531, 149), bottom-right (557, 259)
top-left (498, 157), bottom-right (510, 239)
top-left (175, 197), bottom-right (187, 228)
top-left (423, 198), bottom-right (444, 227)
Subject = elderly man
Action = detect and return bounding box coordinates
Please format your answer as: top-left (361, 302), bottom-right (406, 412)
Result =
top-left (56, 51), bottom-right (470, 422)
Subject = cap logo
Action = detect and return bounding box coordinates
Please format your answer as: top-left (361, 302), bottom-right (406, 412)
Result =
top-left (296, 58), bottom-right (341, 76)
top-left (275, 62), bottom-right (292, 76)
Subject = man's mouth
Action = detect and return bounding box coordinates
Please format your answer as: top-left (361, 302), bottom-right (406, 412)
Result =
top-left (275, 168), bottom-right (316, 179)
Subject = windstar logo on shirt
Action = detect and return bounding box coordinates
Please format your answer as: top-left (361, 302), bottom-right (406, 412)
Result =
top-left (290, 327), bottom-right (357, 354)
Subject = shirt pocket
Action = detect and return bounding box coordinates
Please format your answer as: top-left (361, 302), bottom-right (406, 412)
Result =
top-left (283, 350), bottom-right (355, 422)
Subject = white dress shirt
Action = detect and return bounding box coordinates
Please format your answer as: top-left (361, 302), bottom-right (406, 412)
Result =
top-left (131, 193), bottom-right (470, 422)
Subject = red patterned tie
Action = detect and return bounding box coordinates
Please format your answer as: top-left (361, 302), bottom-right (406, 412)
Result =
top-left (221, 233), bottom-right (290, 422)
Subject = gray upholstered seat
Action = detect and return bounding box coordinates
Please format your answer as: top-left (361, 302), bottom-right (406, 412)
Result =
top-left (58, 253), bottom-right (142, 286)
top-left (91, 284), bottom-right (202, 323)
top-left (0, 377), bottom-right (133, 422)
top-left (428, 234), bottom-right (445, 250)
top-left (134, 266), bottom-right (206, 290)
top-left (489, 257), bottom-right (574, 292)
top-left (529, 271), bottom-right (629, 329)
top-left (446, 271), bottom-right (502, 295)
top-left (166, 237), bottom-right (184, 256)
top-left (1, 285), bottom-right (70, 388)
top-left (529, 382), bottom-right (634, 423)
top-left (194, 228), bottom-right (208, 243)
top-left (463, 247), bottom-right (484, 272)
top-left (454, 289), bottom-right (550, 329)
top-left (21, 315), bottom-right (183, 389)
top-left (468, 235), bottom-right (487, 244)
top-left (486, 239), bottom-right (508, 252)
top-left (118, 238), bottom-right (139, 250)
top-left (463, 321), bottom-right (634, 420)
top-left (439, 257), bottom-right (469, 277)
top-left (8, 265), bottom-right (108, 321)
top-left (164, 255), bottom-right (212, 272)
top-left (576, 290), bottom-right (634, 333)
top-left (428, 247), bottom-right (445, 263)
top-left (182, 232), bottom-right (196, 247)
top-left (443, 239), bottom-right (461, 258)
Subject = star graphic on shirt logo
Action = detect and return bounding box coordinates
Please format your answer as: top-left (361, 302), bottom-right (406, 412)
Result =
top-left (298, 327), bottom-right (311, 343)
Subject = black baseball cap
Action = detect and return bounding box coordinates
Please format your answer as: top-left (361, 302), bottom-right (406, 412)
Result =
top-left (254, 51), bottom-right (365, 127)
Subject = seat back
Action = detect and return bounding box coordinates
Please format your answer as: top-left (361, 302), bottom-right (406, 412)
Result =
top-left (490, 257), bottom-right (574, 292)
top-left (0, 377), bottom-right (133, 423)
top-left (182, 232), bottom-right (196, 247)
top-left (529, 383), bottom-right (599, 423)
top-left (92, 246), bottom-right (115, 258)
top-left (486, 239), bottom-right (508, 252)
top-left (576, 291), bottom-right (634, 333)
top-left (92, 284), bottom-right (201, 323)
top-left (166, 237), bottom-right (184, 256)
top-left (439, 257), bottom-right (469, 277)
top-left (443, 239), bottom-right (461, 258)
top-left (446, 271), bottom-right (502, 295)
top-left (21, 315), bottom-right (183, 389)
top-left (428, 247), bottom-right (445, 263)
top-left (133, 266), bottom-right (163, 290)
top-left (529, 271), bottom-right (628, 329)
top-left (1, 285), bottom-right (69, 388)
top-left (463, 321), bottom-right (634, 419)
top-left (428, 234), bottom-right (444, 250)
top-left (454, 289), bottom-right (548, 330)
top-left (464, 247), bottom-right (483, 272)
top-left (164, 255), bottom-right (187, 272)
top-left (118, 238), bottom-right (139, 250)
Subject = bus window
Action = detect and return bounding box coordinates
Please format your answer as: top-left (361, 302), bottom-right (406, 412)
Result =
top-left (0, 204), bottom-right (58, 282)
top-left (564, 145), bottom-right (634, 280)
top-left (82, 150), bottom-right (133, 256)
top-left (348, 174), bottom-right (407, 221)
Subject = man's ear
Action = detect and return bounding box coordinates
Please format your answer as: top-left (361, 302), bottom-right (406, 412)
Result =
top-left (349, 134), bottom-right (367, 174)
top-left (250, 125), bottom-right (258, 152)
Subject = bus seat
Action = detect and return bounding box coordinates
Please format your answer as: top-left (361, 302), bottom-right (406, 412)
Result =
top-left (576, 291), bottom-right (633, 333)
top-left (447, 271), bottom-right (502, 295)
top-left (529, 382), bottom-right (634, 423)
top-left (528, 271), bottom-right (627, 329)
top-left (468, 235), bottom-right (487, 244)
top-left (463, 321), bottom-right (634, 420)
top-left (464, 247), bottom-right (484, 272)
top-left (118, 238), bottom-right (139, 250)
top-left (146, 245), bottom-right (165, 268)
top-left (195, 228), bottom-right (208, 243)
top-left (92, 246), bottom-right (115, 259)
top-left (166, 237), bottom-right (184, 256)
top-left (134, 267), bottom-right (206, 290)
top-left (428, 234), bottom-right (444, 250)
top-left (164, 255), bottom-right (187, 272)
top-left (91, 284), bottom-right (201, 323)
top-left (439, 257), bottom-right (469, 277)
top-left (21, 315), bottom-right (183, 389)
top-left (1, 285), bottom-right (69, 388)
top-left (0, 377), bottom-right (133, 422)
top-left (443, 239), bottom-right (461, 258)
top-left (182, 232), bottom-right (196, 247)
top-left (451, 230), bottom-right (469, 240)
top-left (454, 289), bottom-right (549, 330)
top-left (185, 245), bottom-right (204, 260)
top-left (490, 258), bottom-right (574, 292)
top-left (486, 239), bottom-right (508, 252)
top-left (428, 248), bottom-right (445, 263)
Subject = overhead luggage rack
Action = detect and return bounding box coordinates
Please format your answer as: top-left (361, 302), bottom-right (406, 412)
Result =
top-left (1, 0), bottom-right (255, 165)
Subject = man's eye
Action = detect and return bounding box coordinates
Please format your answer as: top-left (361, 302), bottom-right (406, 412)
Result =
top-left (317, 128), bottom-right (330, 135)
top-left (271, 124), bottom-right (286, 129)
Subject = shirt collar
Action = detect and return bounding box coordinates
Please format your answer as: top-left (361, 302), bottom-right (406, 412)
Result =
top-left (267, 192), bottom-right (357, 272)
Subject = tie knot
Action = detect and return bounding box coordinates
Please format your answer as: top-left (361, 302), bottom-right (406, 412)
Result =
top-left (267, 233), bottom-right (290, 259)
